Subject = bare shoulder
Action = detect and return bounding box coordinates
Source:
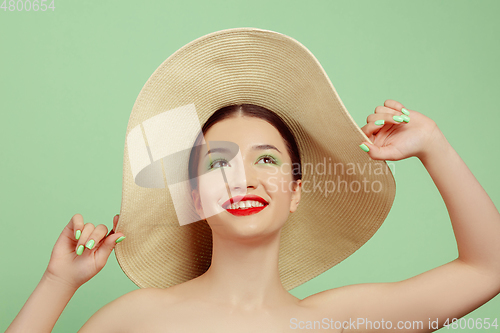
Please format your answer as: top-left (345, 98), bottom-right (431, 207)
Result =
top-left (78, 287), bottom-right (182, 333)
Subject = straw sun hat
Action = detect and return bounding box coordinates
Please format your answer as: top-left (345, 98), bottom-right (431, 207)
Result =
top-left (115, 27), bottom-right (396, 291)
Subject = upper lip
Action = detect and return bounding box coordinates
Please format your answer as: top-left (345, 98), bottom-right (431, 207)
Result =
top-left (222, 195), bottom-right (269, 209)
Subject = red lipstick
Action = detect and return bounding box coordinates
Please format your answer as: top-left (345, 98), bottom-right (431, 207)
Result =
top-left (223, 195), bottom-right (268, 216)
top-left (227, 206), bottom-right (266, 216)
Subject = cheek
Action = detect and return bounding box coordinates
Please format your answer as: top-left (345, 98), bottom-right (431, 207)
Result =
top-left (262, 166), bottom-right (295, 197)
top-left (197, 171), bottom-right (227, 217)
top-left (197, 166), bottom-right (230, 198)
top-left (197, 165), bottom-right (248, 216)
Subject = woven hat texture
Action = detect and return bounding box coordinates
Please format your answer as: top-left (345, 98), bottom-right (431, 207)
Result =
top-left (115, 27), bottom-right (396, 290)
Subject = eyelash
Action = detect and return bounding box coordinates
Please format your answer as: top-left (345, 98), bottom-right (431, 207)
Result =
top-left (207, 154), bottom-right (278, 170)
top-left (208, 158), bottom-right (229, 170)
top-left (256, 154), bottom-right (278, 165)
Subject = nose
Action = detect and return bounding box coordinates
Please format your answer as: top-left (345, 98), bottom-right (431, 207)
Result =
top-left (227, 161), bottom-right (258, 192)
top-left (243, 163), bottom-right (259, 190)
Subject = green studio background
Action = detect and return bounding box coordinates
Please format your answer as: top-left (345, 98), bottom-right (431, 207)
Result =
top-left (1, 0), bottom-right (499, 331)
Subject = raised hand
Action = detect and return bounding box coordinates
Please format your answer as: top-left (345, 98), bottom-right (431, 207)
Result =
top-left (44, 214), bottom-right (126, 290)
top-left (359, 99), bottom-right (445, 161)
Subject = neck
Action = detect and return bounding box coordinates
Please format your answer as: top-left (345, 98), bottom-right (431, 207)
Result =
top-left (197, 230), bottom-right (297, 309)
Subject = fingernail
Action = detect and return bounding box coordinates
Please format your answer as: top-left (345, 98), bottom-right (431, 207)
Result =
top-left (75, 230), bottom-right (81, 240)
top-left (115, 236), bottom-right (126, 243)
top-left (401, 115), bottom-right (410, 123)
top-left (374, 119), bottom-right (385, 126)
top-left (359, 144), bottom-right (370, 152)
top-left (76, 245), bottom-right (84, 255)
top-left (393, 115), bottom-right (403, 122)
top-left (401, 107), bottom-right (410, 116)
top-left (86, 239), bottom-right (95, 250)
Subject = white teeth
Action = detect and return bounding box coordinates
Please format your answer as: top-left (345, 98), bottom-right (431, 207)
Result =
top-left (227, 200), bottom-right (265, 209)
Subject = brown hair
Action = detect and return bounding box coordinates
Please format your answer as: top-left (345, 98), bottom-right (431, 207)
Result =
top-left (188, 104), bottom-right (302, 190)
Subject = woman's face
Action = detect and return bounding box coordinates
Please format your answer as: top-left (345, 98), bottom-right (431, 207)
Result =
top-left (192, 115), bottom-right (301, 240)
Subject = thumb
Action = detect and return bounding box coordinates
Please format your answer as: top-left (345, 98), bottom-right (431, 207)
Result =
top-left (360, 141), bottom-right (401, 161)
top-left (95, 233), bottom-right (126, 268)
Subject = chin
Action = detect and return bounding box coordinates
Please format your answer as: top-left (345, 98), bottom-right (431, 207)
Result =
top-left (206, 211), bottom-right (286, 242)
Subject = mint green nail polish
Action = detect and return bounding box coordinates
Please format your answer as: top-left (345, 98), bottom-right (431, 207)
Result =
top-left (75, 230), bottom-right (81, 240)
top-left (115, 236), bottom-right (126, 243)
top-left (374, 119), bottom-right (385, 126)
top-left (393, 115), bottom-right (403, 122)
top-left (76, 245), bottom-right (84, 256)
top-left (401, 107), bottom-right (410, 116)
top-left (86, 239), bottom-right (95, 250)
top-left (401, 115), bottom-right (410, 123)
top-left (359, 144), bottom-right (370, 152)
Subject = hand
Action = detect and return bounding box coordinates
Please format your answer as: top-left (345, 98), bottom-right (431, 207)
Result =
top-left (359, 99), bottom-right (445, 161)
top-left (44, 214), bottom-right (125, 290)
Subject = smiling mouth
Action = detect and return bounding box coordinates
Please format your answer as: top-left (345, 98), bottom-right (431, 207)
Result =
top-left (222, 195), bottom-right (268, 216)
top-left (226, 205), bottom-right (267, 216)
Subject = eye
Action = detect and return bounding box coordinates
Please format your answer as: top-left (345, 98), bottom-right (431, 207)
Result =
top-left (208, 158), bottom-right (230, 170)
top-left (256, 154), bottom-right (278, 165)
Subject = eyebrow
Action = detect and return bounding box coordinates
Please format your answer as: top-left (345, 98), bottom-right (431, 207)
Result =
top-left (204, 144), bottom-right (281, 157)
top-left (251, 144), bottom-right (282, 154)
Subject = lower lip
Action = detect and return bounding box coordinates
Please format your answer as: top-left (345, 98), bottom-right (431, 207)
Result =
top-left (225, 206), bottom-right (267, 216)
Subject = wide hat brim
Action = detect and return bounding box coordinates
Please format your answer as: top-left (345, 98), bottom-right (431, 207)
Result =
top-left (115, 27), bottom-right (396, 290)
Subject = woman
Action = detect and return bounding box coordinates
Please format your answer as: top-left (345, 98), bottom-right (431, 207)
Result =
top-left (7, 28), bottom-right (500, 332)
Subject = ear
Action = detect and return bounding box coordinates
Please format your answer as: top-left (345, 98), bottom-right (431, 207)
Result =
top-left (191, 188), bottom-right (206, 220)
top-left (289, 179), bottom-right (302, 213)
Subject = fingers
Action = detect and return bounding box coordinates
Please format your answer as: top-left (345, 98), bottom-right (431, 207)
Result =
top-left (110, 214), bottom-right (124, 244)
top-left (358, 100), bottom-right (411, 160)
top-left (75, 223), bottom-right (108, 255)
top-left (381, 100), bottom-right (411, 118)
top-left (372, 105), bottom-right (402, 116)
top-left (361, 102), bottom-right (411, 138)
top-left (75, 214), bottom-right (125, 255)
top-left (94, 230), bottom-right (126, 268)
top-left (71, 214), bottom-right (84, 241)
top-left (106, 214), bottom-right (120, 239)
top-left (383, 99), bottom-right (405, 112)
top-left (362, 112), bottom-right (407, 138)
top-left (359, 141), bottom-right (403, 161)
top-left (112, 214), bottom-right (119, 233)
top-left (93, 215), bottom-right (125, 268)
